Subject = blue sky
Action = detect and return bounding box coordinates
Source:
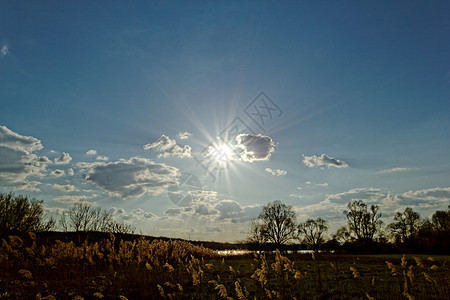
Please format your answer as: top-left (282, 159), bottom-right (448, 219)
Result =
top-left (1, 1), bottom-right (449, 242)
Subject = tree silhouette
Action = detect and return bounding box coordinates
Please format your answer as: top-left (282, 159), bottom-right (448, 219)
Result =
top-left (344, 200), bottom-right (382, 244)
top-left (250, 200), bottom-right (297, 249)
top-left (0, 193), bottom-right (54, 234)
top-left (298, 218), bottom-right (328, 252)
top-left (389, 207), bottom-right (421, 247)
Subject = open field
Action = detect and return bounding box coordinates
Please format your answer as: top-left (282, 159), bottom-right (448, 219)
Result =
top-left (1, 234), bottom-right (449, 299)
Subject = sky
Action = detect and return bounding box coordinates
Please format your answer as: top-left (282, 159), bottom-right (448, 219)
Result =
top-left (1, 1), bottom-right (449, 242)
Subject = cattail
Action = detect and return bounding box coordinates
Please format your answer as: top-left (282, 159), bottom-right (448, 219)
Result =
top-left (366, 293), bottom-right (375, 300)
top-left (423, 272), bottom-right (436, 285)
top-left (9, 236), bottom-right (23, 248)
top-left (401, 255), bottom-right (407, 268)
top-left (215, 283), bottom-right (228, 298)
top-left (157, 284), bottom-right (167, 298)
top-left (350, 266), bottom-right (360, 278)
top-left (164, 262), bottom-right (174, 272)
top-left (235, 281), bottom-right (247, 300)
top-left (386, 261), bottom-right (397, 276)
top-left (413, 257), bottom-right (425, 268)
top-left (407, 266), bottom-right (414, 286)
top-left (18, 269), bottom-right (32, 279)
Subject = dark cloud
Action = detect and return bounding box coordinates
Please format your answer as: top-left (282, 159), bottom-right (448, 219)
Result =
top-left (236, 134), bottom-right (274, 162)
top-left (83, 157), bottom-right (180, 198)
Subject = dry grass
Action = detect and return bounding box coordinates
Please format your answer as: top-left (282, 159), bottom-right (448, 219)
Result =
top-left (0, 233), bottom-right (449, 299)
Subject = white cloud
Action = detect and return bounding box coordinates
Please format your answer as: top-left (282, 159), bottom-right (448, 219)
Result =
top-left (265, 168), bottom-right (287, 176)
top-left (50, 169), bottom-right (65, 177)
top-left (82, 157), bottom-right (180, 198)
top-left (54, 152), bottom-right (72, 164)
top-left (0, 125), bottom-right (43, 152)
top-left (303, 153), bottom-right (349, 169)
top-left (96, 155), bottom-right (109, 161)
top-left (67, 168), bottom-right (74, 176)
top-left (236, 134), bottom-right (275, 162)
top-left (52, 183), bottom-right (78, 192)
top-left (378, 167), bottom-right (412, 174)
top-left (157, 145), bottom-right (191, 158)
top-left (316, 182), bottom-right (328, 187)
top-left (144, 135), bottom-right (176, 151)
top-left (1, 45), bottom-right (8, 56)
top-left (177, 131), bottom-right (191, 140)
top-left (296, 186), bottom-right (450, 224)
top-left (53, 195), bottom-right (89, 204)
top-left (110, 207), bottom-right (156, 221)
top-left (86, 149), bottom-right (97, 156)
top-left (144, 134), bottom-right (191, 158)
top-left (0, 125), bottom-right (48, 189)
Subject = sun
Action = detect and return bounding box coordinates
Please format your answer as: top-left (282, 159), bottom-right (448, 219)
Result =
top-left (207, 142), bottom-right (235, 163)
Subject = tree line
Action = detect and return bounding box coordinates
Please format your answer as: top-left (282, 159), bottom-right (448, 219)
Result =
top-left (248, 200), bottom-right (450, 253)
top-left (0, 193), bottom-right (134, 236)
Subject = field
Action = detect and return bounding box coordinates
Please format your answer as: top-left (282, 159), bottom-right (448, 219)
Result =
top-left (1, 233), bottom-right (449, 299)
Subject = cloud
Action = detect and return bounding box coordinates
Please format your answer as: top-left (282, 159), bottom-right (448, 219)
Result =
top-left (67, 168), bottom-right (74, 176)
top-left (165, 208), bottom-right (182, 216)
top-left (86, 149), bottom-right (97, 156)
top-left (50, 169), bottom-right (65, 177)
top-left (1, 45), bottom-right (8, 56)
top-left (54, 152), bottom-right (72, 164)
top-left (265, 168), bottom-right (287, 176)
top-left (157, 145), bottom-right (191, 158)
top-left (236, 134), bottom-right (274, 162)
top-left (303, 154), bottom-right (349, 169)
top-left (316, 182), bottom-right (328, 187)
top-left (296, 186), bottom-right (450, 224)
top-left (110, 207), bottom-right (156, 221)
top-left (144, 135), bottom-right (191, 158)
top-left (177, 131), bottom-right (191, 140)
top-left (144, 135), bottom-right (176, 151)
top-left (53, 195), bottom-right (89, 204)
top-left (96, 155), bottom-right (109, 161)
top-left (0, 125), bottom-right (43, 152)
top-left (82, 157), bottom-right (180, 198)
top-left (52, 183), bottom-right (78, 192)
top-left (378, 167), bottom-right (412, 174)
top-left (0, 125), bottom-right (48, 189)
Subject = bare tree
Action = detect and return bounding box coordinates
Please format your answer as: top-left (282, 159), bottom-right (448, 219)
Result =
top-left (250, 200), bottom-right (297, 249)
top-left (389, 207), bottom-right (421, 245)
top-left (298, 218), bottom-right (328, 252)
top-left (0, 193), bottom-right (55, 234)
top-left (60, 202), bottom-right (135, 234)
top-left (344, 200), bottom-right (382, 244)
